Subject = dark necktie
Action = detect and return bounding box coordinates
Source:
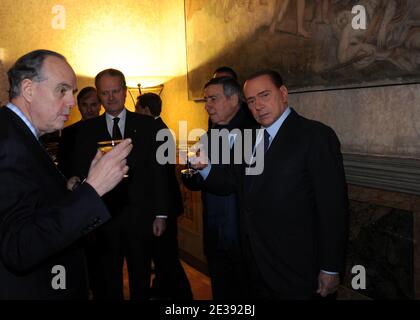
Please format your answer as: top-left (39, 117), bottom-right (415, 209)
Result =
top-left (264, 129), bottom-right (270, 153)
top-left (244, 129), bottom-right (270, 193)
top-left (112, 117), bottom-right (123, 140)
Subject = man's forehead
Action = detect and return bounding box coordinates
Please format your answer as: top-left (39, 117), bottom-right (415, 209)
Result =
top-left (81, 91), bottom-right (98, 99)
top-left (41, 57), bottom-right (75, 85)
top-left (245, 75), bottom-right (273, 93)
top-left (43, 55), bottom-right (73, 73)
top-left (98, 75), bottom-right (122, 85)
top-left (204, 84), bottom-right (223, 94)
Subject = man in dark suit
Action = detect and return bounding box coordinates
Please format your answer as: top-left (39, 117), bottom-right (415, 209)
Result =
top-left (57, 87), bottom-right (102, 298)
top-left (136, 93), bottom-right (193, 300)
top-left (58, 87), bottom-right (101, 177)
top-left (76, 86), bottom-right (101, 121)
top-left (0, 49), bottom-right (132, 299)
top-left (207, 66), bottom-right (239, 130)
top-left (183, 77), bottom-right (256, 299)
top-left (69, 69), bottom-right (170, 300)
top-left (193, 70), bottom-right (349, 299)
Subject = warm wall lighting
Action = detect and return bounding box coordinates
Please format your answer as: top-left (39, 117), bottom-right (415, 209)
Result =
top-left (137, 83), bottom-right (164, 96)
top-left (126, 81), bottom-right (164, 107)
top-left (126, 76), bottom-right (171, 89)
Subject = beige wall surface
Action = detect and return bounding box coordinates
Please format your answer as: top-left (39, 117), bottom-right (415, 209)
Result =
top-left (289, 84), bottom-right (420, 158)
top-left (0, 0), bottom-right (207, 133)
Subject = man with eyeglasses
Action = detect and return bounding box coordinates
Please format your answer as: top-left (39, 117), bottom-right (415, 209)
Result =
top-left (183, 76), bottom-right (256, 299)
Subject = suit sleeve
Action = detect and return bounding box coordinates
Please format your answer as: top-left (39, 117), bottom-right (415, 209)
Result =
top-left (308, 125), bottom-right (349, 274)
top-left (0, 157), bottom-right (110, 272)
top-left (57, 127), bottom-right (75, 178)
top-left (201, 162), bottom-right (240, 195)
top-left (150, 122), bottom-right (172, 216)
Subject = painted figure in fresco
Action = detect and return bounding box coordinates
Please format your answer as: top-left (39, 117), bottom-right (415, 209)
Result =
top-left (223, 0), bottom-right (269, 22)
top-left (314, 0), bottom-right (330, 25)
top-left (334, 0), bottom-right (420, 71)
top-left (269, 0), bottom-right (311, 38)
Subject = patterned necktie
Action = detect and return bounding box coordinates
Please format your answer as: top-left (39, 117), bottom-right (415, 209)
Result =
top-left (264, 129), bottom-right (270, 153)
top-left (244, 129), bottom-right (269, 193)
top-left (112, 117), bottom-right (123, 140)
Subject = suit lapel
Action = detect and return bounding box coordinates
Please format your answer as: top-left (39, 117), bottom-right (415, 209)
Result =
top-left (98, 114), bottom-right (112, 141)
top-left (124, 110), bottom-right (137, 139)
top-left (244, 110), bottom-right (298, 195)
top-left (4, 108), bottom-right (66, 184)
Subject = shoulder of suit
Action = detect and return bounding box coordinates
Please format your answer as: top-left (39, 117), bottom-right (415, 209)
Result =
top-left (127, 110), bottom-right (155, 123)
top-left (79, 115), bottom-right (105, 127)
top-left (62, 120), bottom-right (83, 132)
top-left (0, 108), bottom-right (11, 140)
top-left (0, 107), bottom-right (20, 139)
top-left (294, 112), bottom-right (338, 139)
top-left (154, 117), bottom-right (168, 130)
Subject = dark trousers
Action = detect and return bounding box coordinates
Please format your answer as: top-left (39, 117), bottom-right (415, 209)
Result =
top-left (151, 217), bottom-right (192, 300)
top-left (243, 236), bottom-right (314, 300)
top-left (206, 252), bottom-right (249, 300)
top-left (92, 211), bottom-right (153, 300)
top-left (242, 236), bottom-right (336, 300)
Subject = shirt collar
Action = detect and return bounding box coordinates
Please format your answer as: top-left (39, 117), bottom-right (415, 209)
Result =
top-left (262, 106), bottom-right (291, 139)
top-left (6, 102), bottom-right (40, 139)
top-left (105, 107), bottom-right (127, 122)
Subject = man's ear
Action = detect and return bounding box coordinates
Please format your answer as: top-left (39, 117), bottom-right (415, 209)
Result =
top-left (144, 106), bottom-right (153, 117)
top-left (20, 79), bottom-right (34, 102)
top-left (279, 85), bottom-right (288, 103)
top-left (228, 94), bottom-right (239, 107)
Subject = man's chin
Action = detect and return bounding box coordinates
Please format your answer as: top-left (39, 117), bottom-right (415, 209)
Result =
top-left (258, 117), bottom-right (270, 126)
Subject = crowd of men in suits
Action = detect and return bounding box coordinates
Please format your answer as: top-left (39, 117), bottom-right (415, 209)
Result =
top-left (57, 69), bottom-right (192, 300)
top-left (0, 49), bottom-right (348, 300)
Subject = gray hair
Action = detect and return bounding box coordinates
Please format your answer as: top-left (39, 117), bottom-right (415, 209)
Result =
top-left (7, 49), bottom-right (66, 100)
top-left (204, 76), bottom-right (244, 104)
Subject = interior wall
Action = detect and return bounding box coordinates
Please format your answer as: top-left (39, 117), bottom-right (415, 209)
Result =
top-left (289, 83), bottom-right (420, 158)
top-left (1, 0), bottom-right (418, 163)
top-left (1, 1), bottom-right (419, 157)
top-left (158, 0), bottom-right (208, 137)
top-left (0, 0), bottom-right (207, 133)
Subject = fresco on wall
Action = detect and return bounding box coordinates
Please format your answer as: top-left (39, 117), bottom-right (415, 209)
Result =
top-left (185, 0), bottom-right (420, 100)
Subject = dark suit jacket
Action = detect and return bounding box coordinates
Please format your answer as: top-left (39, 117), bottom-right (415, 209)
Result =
top-left (0, 107), bottom-right (110, 299)
top-left (204, 109), bottom-right (349, 297)
top-left (57, 120), bottom-right (84, 178)
top-left (183, 107), bottom-right (257, 256)
top-left (154, 117), bottom-right (183, 217)
top-left (69, 110), bottom-right (170, 234)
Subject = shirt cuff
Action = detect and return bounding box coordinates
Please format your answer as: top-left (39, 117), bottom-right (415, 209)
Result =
top-left (321, 270), bottom-right (339, 275)
top-left (199, 163), bottom-right (212, 180)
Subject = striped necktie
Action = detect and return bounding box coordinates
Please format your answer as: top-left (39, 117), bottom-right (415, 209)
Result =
top-left (112, 117), bottom-right (123, 140)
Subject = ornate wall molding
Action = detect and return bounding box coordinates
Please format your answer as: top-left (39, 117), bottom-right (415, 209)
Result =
top-left (343, 153), bottom-right (420, 196)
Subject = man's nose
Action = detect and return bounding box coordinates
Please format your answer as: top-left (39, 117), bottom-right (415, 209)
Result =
top-left (254, 98), bottom-right (264, 111)
top-left (68, 95), bottom-right (76, 108)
